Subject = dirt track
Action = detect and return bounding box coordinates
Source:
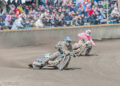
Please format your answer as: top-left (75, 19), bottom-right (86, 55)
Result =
top-left (0, 39), bottom-right (120, 86)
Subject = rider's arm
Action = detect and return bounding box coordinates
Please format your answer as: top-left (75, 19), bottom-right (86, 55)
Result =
top-left (62, 47), bottom-right (70, 55)
top-left (78, 33), bottom-right (86, 43)
top-left (60, 42), bottom-right (71, 55)
top-left (90, 39), bottom-right (96, 46)
top-left (78, 33), bottom-right (83, 40)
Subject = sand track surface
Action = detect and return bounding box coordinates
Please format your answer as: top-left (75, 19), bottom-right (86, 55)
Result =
top-left (0, 40), bottom-right (120, 86)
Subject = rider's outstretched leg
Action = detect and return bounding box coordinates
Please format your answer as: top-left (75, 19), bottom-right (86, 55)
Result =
top-left (48, 57), bottom-right (62, 66)
top-left (41, 52), bottom-right (59, 65)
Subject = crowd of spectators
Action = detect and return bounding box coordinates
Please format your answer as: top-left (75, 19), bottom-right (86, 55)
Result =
top-left (0, 0), bottom-right (120, 30)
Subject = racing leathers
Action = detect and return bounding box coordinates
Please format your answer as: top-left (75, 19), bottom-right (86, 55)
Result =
top-left (33, 40), bottom-right (73, 67)
top-left (73, 32), bottom-right (95, 56)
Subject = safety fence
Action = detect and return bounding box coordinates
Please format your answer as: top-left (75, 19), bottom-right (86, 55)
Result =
top-left (0, 24), bottom-right (120, 48)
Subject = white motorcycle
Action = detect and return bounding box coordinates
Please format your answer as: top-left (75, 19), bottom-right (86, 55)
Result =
top-left (73, 40), bottom-right (95, 56)
top-left (28, 53), bottom-right (71, 71)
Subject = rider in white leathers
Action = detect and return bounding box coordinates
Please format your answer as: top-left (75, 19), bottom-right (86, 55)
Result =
top-left (30, 36), bottom-right (73, 69)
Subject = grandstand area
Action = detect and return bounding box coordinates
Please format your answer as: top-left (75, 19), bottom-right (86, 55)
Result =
top-left (0, 0), bottom-right (120, 30)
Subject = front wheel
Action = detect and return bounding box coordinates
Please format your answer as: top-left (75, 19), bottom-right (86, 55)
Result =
top-left (33, 64), bottom-right (43, 69)
top-left (28, 64), bottom-right (43, 69)
top-left (85, 47), bottom-right (92, 56)
top-left (58, 55), bottom-right (71, 71)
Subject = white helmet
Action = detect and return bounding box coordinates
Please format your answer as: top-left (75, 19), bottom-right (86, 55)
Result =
top-left (86, 30), bottom-right (91, 36)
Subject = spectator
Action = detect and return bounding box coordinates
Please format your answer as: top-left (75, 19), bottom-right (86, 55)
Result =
top-left (90, 12), bottom-right (98, 24)
top-left (109, 14), bottom-right (117, 24)
top-left (4, 14), bottom-right (11, 28)
top-left (0, 0), bottom-right (119, 30)
top-left (116, 14), bottom-right (120, 23)
top-left (111, 7), bottom-right (119, 16)
top-left (64, 12), bottom-right (72, 26)
top-left (98, 2), bottom-right (103, 8)
top-left (11, 17), bottom-right (24, 30)
top-left (35, 17), bottom-right (44, 28)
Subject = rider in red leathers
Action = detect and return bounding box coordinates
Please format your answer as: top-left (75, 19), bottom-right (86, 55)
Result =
top-left (73, 30), bottom-right (95, 56)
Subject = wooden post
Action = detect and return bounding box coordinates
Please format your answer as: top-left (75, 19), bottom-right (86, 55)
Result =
top-left (118, 0), bottom-right (120, 12)
top-left (107, 0), bottom-right (109, 24)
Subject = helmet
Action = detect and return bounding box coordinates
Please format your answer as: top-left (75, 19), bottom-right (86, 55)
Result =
top-left (86, 30), bottom-right (91, 36)
top-left (64, 36), bottom-right (72, 42)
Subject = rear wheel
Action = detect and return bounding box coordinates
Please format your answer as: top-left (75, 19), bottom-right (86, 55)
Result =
top-left (85, 47), bottom-right (92, 56)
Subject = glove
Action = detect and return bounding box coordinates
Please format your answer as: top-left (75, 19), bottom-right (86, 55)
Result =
top-left (64, 50), bottom-right (71, 55)
top-left (70, 52), bottom-right (76, 58)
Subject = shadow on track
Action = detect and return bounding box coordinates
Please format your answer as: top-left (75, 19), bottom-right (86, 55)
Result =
top-left (64, 67), bottom-right (82, 70)
top-left (28, 67), bottom-right (81, 71)
top-left (78, 54), bottom-right (98, 57)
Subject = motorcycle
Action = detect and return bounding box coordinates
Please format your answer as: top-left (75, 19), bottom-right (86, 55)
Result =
top-left (73, 40), bottom-right (95, 56)
top-left (28, 52), bottom-right (71, 71)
